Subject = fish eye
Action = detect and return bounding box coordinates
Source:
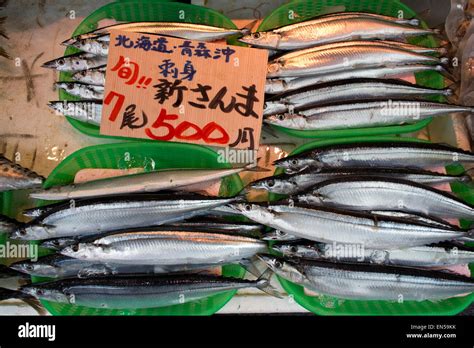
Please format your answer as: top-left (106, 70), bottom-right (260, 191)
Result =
top-left (252, 32), bottom-right (261, 39)
top-left (67, 83), bottom-right (74, 90)
top-left (244, 204), bottom-right (252, 212)
top-left (267, 179), bottom-right (275, 187)
top-left (25, 264), bottom-right (34, 271)
top-left (52, 240), bottom-right (60, 246)
top-left (274, 261), bottom-right (282, 268)
top-left (36, 289), bottom-right (44, 296)
top-left (71, 244), bottom-right (79, 252)
top-left (277, 114), bottom-right (285, 121)
top-left (57, 58), bottom-right (65, 65)
top-left (19, 229), bottom-right (26, 235)
top-left (289, 246), bottom-right (298, 253)
top-left (290, 159), bottom-right (298, 166)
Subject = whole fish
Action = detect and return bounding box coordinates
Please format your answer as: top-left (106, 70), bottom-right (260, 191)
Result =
top-left (263, 79), bottom-right (453, 116)
top-left (47, 100), bottom-right (102, 126)
top-left (297, 176), bottom-right (474, 220)
top-left (264, 100), bottom-right (474, 130)
top-left (274, 141), bottom-right (474, 173)
top-left (272, 241), bottom-right (474, 267)
top-left (69, 35), bottom-right (109, 56)
top-left (60, 229), bottom-right (267, 266)
top-left (71, 67), bottom-right (106, 85)
top-left (42, 52), bottom-right (107, 72)
top-left (10, 194), bottom-right (240, 240)
top-left (0, 156), bottom-right (44, 192)
top-left (9, 254), bottom-right (217, 279)
top-left (267, 45), bottom-right (446, 78)
top-left (239, 16), bottom-right (436, 50)
top-left (0, 273), bottom-right (279, 309)
top-left (30, 163), bottom-right (255, 201)
top-left (250, 167), bottom-right (471, 195)
top-left (55, 82), bottom-right (104, 100)
top-left (62, 21), bottom-right (252, 45)
top-left (228, 203), bottom-right (473, 249)
top-left (265, 64), bottom-right (449, 94)
top-left (260, 255), bottom-right (474, 301)
top-left (0, 214), bottom-right (20, 234)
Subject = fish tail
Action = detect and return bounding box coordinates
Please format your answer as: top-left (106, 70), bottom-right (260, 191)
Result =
top-left (255, 268), bottom-right (283, 298)
top-left (239, 19), bottom-right (258, 36)
top-left (0, 287), bottom-right (46, 315)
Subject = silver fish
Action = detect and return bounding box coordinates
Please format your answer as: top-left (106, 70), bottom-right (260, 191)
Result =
top-left (265, 64), bottom-right (449, 94)
top-left (55, 82), bottom-right (104, 100)
top-left (297, 176), bottom-right (474, 220)
top-left (69, 35), bottom-right (109, 56)
top-left (47, 100), bottom-right (102, 126)
top-left (239, 16), bottom-right (436, 50)
top-left (250, 167), bottom-right (471, 195)
top-left (272, 241), bottom-right (474, 268)
top-left (274, 141), bottom-right (474, 173)
top-left (1, 272), bottom-right (279, 310)
top-left (10, 194), bottom-right (240, 240)
top-left (228, 203), bottom-right (472, 249)
top-left (9, 254), bottom-right (217, 279)
top-left (62, 22), bottom-right (251, 45)
top-left (260, 255), bottom-right (474, 301)
top-left (30, 163), bottom-right (254, 201)
top-left (264, 100), bottom-right (474, 130)
top-left (263, 79), bottom-right (453, 116)
top-left (71, 67), bottom-right (106, 85)
top-left (369, 211), bottom-right (455, 229)
top-left (42, 52), bottom-right (107, 72)
top-left (60, 229), bottom-right (267, 266)
top-left (267, 45), bottom-right (446, 78)
top-left (0, 156), bottom-right (44, 192)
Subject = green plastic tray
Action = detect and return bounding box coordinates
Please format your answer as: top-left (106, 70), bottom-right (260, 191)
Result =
top-left (258, 0), bottom-right (444, 139)
top-left (59, 0), bottom-right (238, 139)
top-left (272, 136), bottom-right (474, 315)
top-left (23, 141), bottom-right (245, 315)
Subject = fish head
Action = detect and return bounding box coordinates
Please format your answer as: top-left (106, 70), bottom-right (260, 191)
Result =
top-left (60, 243), bottom-right (101, 260)
top-left (273, 155), bottom-right (320, 174)
top-left (266, 61), bottom-right (283, 77)
top-left (10, 261), bottom-right (59, 278)
top-left (9, 225), bottom-right (52, 241)
top-left (263, 229), bottom-right (298, 241)
top-left (264, 113), bottom-right (306, 129)
top-left (272, 243), bottom-right (322, 259)
top-left (55, 82), bottom-right (77, 93)
top-left (21, 285), bottom-right (69, 303)
top-left (226, 203), bottom-right (275, 224)
top-left (40, 237), bottom-right (78, 251)
top-left (42, 57), bottom-right (69, 70)
top-left (249, 176), bottom-right (297, 195)
top-left (263, 101), bottom-right (287, 116)
top-left (238, 31), bottom-right (280, 49)
top-left (258, 255), bottom-right (306, 284)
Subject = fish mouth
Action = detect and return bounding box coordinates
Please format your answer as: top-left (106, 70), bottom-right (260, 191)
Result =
top-left (41, 59), bottom-right (58, 69)
top-left (61, 37), bottom-right (77, 46)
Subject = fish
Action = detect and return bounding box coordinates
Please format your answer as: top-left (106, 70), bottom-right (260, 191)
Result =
top-left (30, 163), bottom-right (256, 201)
top-left (249, 167), bottom-right (471, 195)
top-left (0, 156), bottom-right (44, 192)
top-left (69, 35), bottom-right (109, 56)
top-left (266, 45), bottom-right (446, 78)
top-left (272, 241), bottom-right (474, 268)
top-left (260, 255), bottom-right (474, 301)
top-left (265, 64), bottom-right (450, 94)
top-left (263, 79), bottom-right (454, 116)
top-left (273, 141), bottom-right (474, 173)
top-left (71, 67), bottom-right (106, 85)
top-left (369, 211), bottom-right (455, 229)
top-left (62, 21), bottom-right (252, 46)
top-left (55, 82), bottom-right (104, 100)
top-left (60, 229), bottom-right (267, 266)
top-left (10, 193), bottom-right (240, 240)
top-left (42, 52), bottom-right (107, 72)
top-left (239, 16), bottom-right (437, 50)
top-left (0, 214), bottom-right (20, 234)
top-left (300, 11), bottom-right (421, 27)
top-left (227, 203), bottom-right (473, 249)
top-left (0, 272), bottom-right (280, 310)
top-left (47, 100), bottom-right (102, 126)
top-left (296, 176), bottom-right (474, 220)
top-left (264, 100), bottom-right (474, 131)
top-left (8, 254), bottom-right (217, 279)
top-left (263, 230), bottom-right (301, 241)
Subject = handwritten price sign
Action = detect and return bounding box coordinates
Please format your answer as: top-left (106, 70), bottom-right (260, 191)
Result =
top-left (100, 30), bottom-right (268, 150)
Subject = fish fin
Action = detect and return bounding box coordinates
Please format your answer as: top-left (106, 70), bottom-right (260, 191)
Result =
top-left (0, 287), bottom-right (45, 315)
top-left (255, 268), bottom-right (284, 298)
top-left (239, 256), bottom-right (265, 277)
top-left (239, 20), bottom-right (258, 35)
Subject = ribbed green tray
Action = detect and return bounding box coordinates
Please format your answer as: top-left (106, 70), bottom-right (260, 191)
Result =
top-left (23, 141), bottom-right (245, 315)
top-left (259, 0), bottom-right (444, 138)
top-left (59, 0), bottom-right (238, 139)
top-left (272, 136), bottom-right (474, 315)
